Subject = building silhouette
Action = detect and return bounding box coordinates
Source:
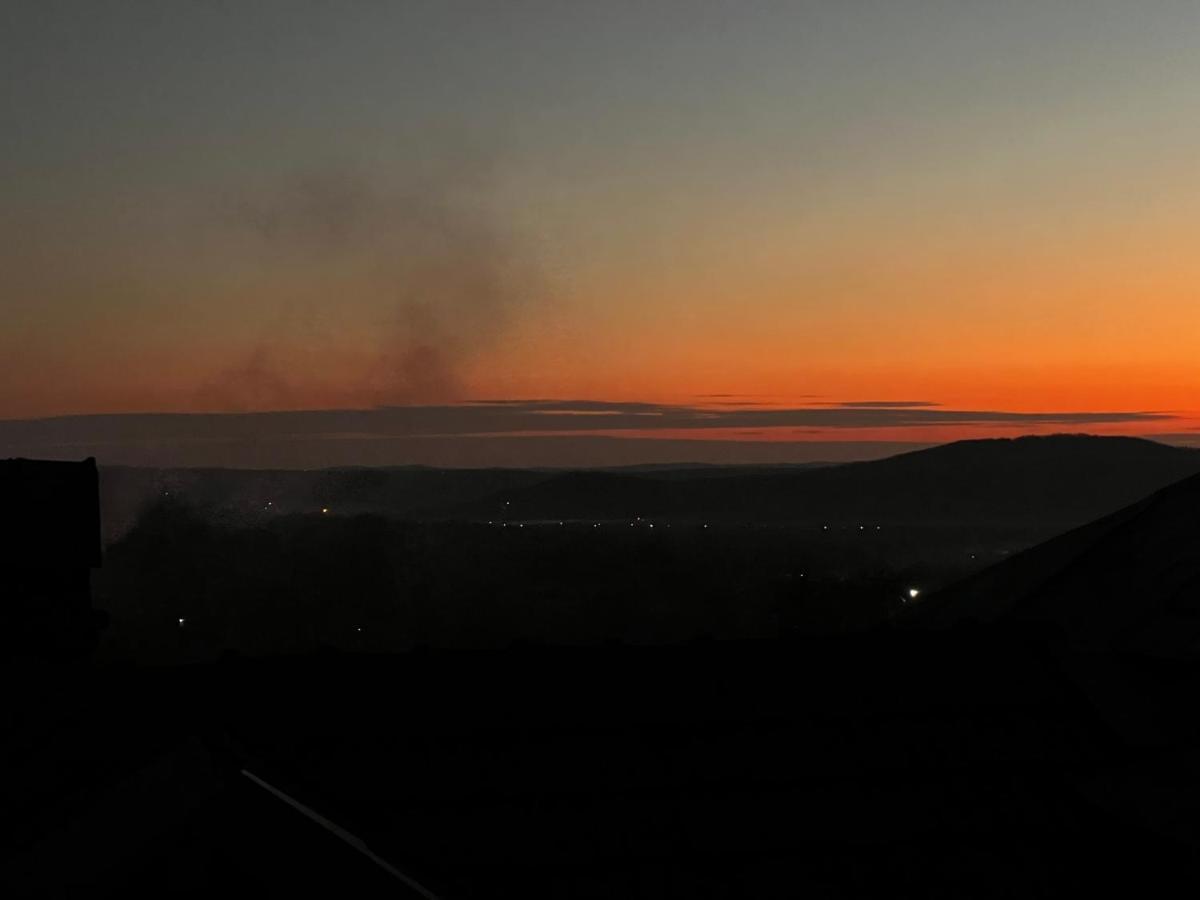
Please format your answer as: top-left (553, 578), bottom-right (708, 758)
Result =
top-left (1, 457), bottom-right (103, 657)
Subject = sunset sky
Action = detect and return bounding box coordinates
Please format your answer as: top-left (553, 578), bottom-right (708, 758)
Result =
top-left (4, 2), bottom-right (1198, 464)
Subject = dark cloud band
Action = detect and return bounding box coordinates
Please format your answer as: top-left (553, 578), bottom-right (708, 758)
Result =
top-left (0, 400), bottom-right (1174, 447)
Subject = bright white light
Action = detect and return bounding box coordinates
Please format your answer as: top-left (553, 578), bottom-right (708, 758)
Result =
top-left (908, 588), bottom-right (920, 599)
top-left (178, 617), bottom-right (186, 627)
top-left (321, 507), bottom-right (329, 514)
top-left (649, 523), bottom-right (654, 529)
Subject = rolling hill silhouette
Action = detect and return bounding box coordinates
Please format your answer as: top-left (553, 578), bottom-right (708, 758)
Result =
top-left (908, 467), bottom-right (1200, 657)
top-left (98, 436), bottom-right (1200, 541)
top-left (443, 435), bottom-right (1200, 529)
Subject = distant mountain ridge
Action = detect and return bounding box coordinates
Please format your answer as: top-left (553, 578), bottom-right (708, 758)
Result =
top-left (96, 435), bottom-right (1200, 544)
top-left (442, 435), bottom-right (1200, 529)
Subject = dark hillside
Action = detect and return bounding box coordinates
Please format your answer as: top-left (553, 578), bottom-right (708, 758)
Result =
top-left (448, 435), bottom-right (1200, 529)
top-left (908, 470), bottom-right (1200, 657)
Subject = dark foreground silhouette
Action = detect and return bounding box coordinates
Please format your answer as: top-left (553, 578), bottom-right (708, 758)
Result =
top-left (6, 449), bottom-right (1200, 896)
top-left (9, 629), bottom-right (1200, 897)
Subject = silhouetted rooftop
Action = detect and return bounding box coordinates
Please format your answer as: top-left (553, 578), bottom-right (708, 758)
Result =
top-left (0, 458), bottom-right (101, 568)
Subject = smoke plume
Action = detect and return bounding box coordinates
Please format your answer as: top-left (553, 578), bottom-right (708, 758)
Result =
top-left (199, 164), bottom-right (540, 410)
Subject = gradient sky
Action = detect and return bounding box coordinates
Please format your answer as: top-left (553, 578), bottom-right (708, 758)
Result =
top-left (4, 2), bottom-right (1199, 463)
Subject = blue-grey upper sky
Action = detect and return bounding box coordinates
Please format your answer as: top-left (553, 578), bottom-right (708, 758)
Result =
top-left (4, 1), bottom-right (1199, 462)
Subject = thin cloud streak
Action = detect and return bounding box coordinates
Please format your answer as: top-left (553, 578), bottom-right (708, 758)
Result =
top-left (0, 400), bottom-right (1174, 448)
top-left (821, 401), bottom-right (942, 409)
